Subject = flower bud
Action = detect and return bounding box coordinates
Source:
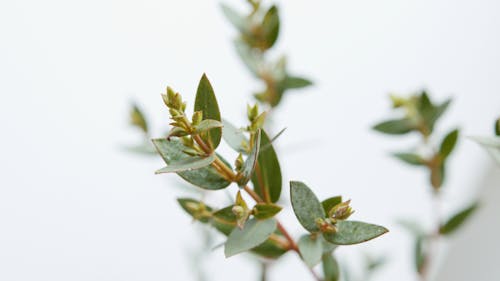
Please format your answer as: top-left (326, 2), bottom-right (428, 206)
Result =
top-left (192, 111), bottom-right (203, 126)
top-left (329, 200), bottom-right (354, 221)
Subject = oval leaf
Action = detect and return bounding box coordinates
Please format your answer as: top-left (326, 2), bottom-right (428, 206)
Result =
top-left (440, 202), bottom-right (479, 235)
top-left (298, 235), bottom-right (323, 268)
top-left (253, 203), bottom-right (282, 220)
top-left (373, 118), bottom-right (415, 135)
top-left (152, 138), bottom-right (231, 190)
top-left (283, 75), bottom-right (313, 90)
top-left (177, 198), bottom-right (212, 223)
top-left (439, 129), bottom-right (459, 159)
top-left (195, 74), bottom-right (222, 149)
top-left (238, 130), bottom-right (261, 187)
top-left (155, 154), bottom-right (215, 174)
top-left (222, 119), bottom-right (249, 154)
top-left (290, 181), bottom-right (325, 232)
top-left (224, 218), bottom-right (277, 257)
top-left (323, 221), bottom-right (388, 245)
top-left (195, 119), bottom-right (223, 134)
top-left (251, 130), bottom-right (282, 202)
top-left (261, 5), bottom-right (280, 49)
top-left (392, 152), bottom-right (426, 166)
top-left (322, 253), bottom-right (340, 281)
top-left (322, 196), bottom-right (342, 215)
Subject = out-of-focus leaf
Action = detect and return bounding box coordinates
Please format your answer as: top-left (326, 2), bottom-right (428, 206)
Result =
top-left (251, 130), bottom-right (282, 203)
top-left (195, 74), bottom-right (222, 149)
top-left (261, 5), bottom-right (280, 49)
top-left (253, 203), bottom-right (282, 220)
top-left (222, 119), bottom-right (248, 154)
top-left (430, 163), bottom-right (445, 190)
top-left (393, 152), bottom-right (426, 166)
top-left (298, 235), bottom-right (323, 267)
top-left (322, 253), bottom-right (340, 281)
top-left (323, 221), bottom-right (388, 245)
top-left (373, 119), bottom-right (415, 135)
top-left (234, 40), bottom-right (261, 77)
top-left (415, 236), bottom-right (427, 274)
top-left (152, 138), bottom-right (231, 190)
top-left (440, 202), bottom-right (479, 235)
top-left (439, 129), bottom-right (459, 159)
top-left (177, 198), bottom-right (212, 223)
top-left (283, 75), bottom-right (313, 89)
top-left (224, 218), bottom-right (277, 257)
top-left (238, 130), bottom-right (260, 187)
top-left (155, 154), bottom-right (215, 174)
top-left (122, 143), bottom-right (157, 155)
top-left (321, 196), bottom-right (342, 215)
top-left (220, 4), bottom-right (248, 33)
top-left (251, 237), bottom-right (288, 259)
top-left (130, 104), bottom-right (148, 134)
top-left (195, 119), bottom-right (223, 134)
top-left (290, 181), bottom-right (325, 232)
top-left (470, 136), bottom-right (500, 164)
top-left (495, 118), bottom-right (500, 136)
top-left (397, 219), bottom-right (425, 236)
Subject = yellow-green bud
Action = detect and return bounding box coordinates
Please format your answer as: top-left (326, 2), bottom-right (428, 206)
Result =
top-left (247, 104), bottom-right (259, 122)
top-left (192, 111), bottom-right (203, 126)
top-left (235, 154), bottom-right (244, 171)
top-left (329, 200), bottom-right (354, 221)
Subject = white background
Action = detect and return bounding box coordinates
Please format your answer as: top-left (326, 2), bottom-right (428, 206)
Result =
top-left (1, 0), bottom-right (499, 280)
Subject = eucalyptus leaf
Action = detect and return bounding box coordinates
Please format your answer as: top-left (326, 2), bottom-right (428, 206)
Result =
top-left (220, 4), bottom-right (247, 33)
top-left (323, 221), bottom-right (388, 245)
top-left (283, 75), bottom-right (313, 89)
top-left (470, 136), bottom-right (500, 164)
top-left (122, 143), bottom-right (157, 155)
top-left (155, 154), bottom-right (216, 174)
top-left (322, 253), bottom-right (340, 281)
top-left (290, 181), bottom-right (325, 232)
top-left (252, 130), bottom-right (282, 203)
top-left (392, 152), bottom-right (426, 166)
top-left (195, 119), bottom-right (223, 134)
top-left (321, 196), bottom-right (342, 215)
top-left (224, 218), bottom-right (277, 257)
top-left (440, 202), bottom-right (479, 235)
top-left (222, 119), bottom-right (248, 154)
top-left (234, 40), bottom-right (260, 77)
top-left (195, 74), bottom-right (222, 149)
top-left (212, 206), bottom-right (237, 235)
top-left (298, 235), bottom-right (323, 267)
top-left (495, 118), bottom-right (500, 136)
top-left (373, 118), bottom-right (415, 135)
top-left (415, 235), bottom-right (427, 274)
top-left (253, 203), bottom-right (282, 220)
top-left (439, 129), bottom-right (459, 159)
top-left (177, 198), bottom-right (212, 223)
top-left (430, 163), bottom-right (445, 190)
top-left (130, 104), bottom-right (148, 134)
top-left (261, 5), bottom-right (280, 49)
top-left (238, 130), bottom-right (261, 187)
top-left (152, 138), bottom-right (231, 190)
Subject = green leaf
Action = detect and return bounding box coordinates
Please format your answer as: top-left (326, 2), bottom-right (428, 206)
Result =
top-left (253, 203), bottom-right (282, 220)
top-left (298, 235), bottom-right (323, 267)
top-left (415, 236), bottom-right (427, 274)
top-left (431, 99), bottom-right (452, 127)
top-left (440, 202), bottom-right (479, 235)
top-left (234, 40), bottom-right (261, 77)
top-left (220, 4), bottom-right (247, 33)
top-left (251, 130), bottom-right (282, 203)
top-left (322, 253), bottom-right (340, 281)
top-left (152, 138), bottom-right (231, 190)
top-left (290, 181), bottom-right (325, 232)
top-left (283, 75), bottom-right (313, 89)
top-left (323, 221), bottom-right (388, 245)
top-left (495, 118), bottom-right (500, 136)
top-left (430, 163), bottom-right (445, 190)
top-left (261, 5), bottom-right (280, 49)
top-left (373, 118), bottom-right (415, 135)
top-left (321, 196), bottom-right (342, 215)
top-left (129, 104), bottom-right (148, 134)
top-left (439, 129), bottom-right (459, 159)
top-left (397, 219), bottom-right (425, 236)
top-left (212, 206), bottom-right (237, 235)
top-left (222, 119), bottom-right (248, 154)
top-left (224, 218), bottom-right (277, 257)
top-left (195, 119), bottom-right (223, 134)
top-left (195, 74), bottom-right (222, 149)
top-left (177, 198), bottom-right (212, 223)
top-left (238, 130), bottom-right (261, 187)
top-left (392, 152), bottom-right (426, 166)
top-left (122, 143), bottom-right (157, 155)
top-left (155, 154), bottom-right (215, 174)
top-left (251, 237), bottom-right (288, 259)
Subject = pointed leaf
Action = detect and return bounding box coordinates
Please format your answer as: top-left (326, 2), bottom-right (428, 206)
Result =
top-left (152, 138), bottom-right (231, 190)
top-left (234, 40), bottom-right (261, 77)
top-left (261, 6), bottom-right (280, 49)
top-left (322, 196), bottom-right (342, 215)
top-left (253, 203), bottom-right (282, 220)
top-left (440, 202), bottom-right (479, 235)
top-left (177, 198), bottom-right (212, 223)
top-left (283, 75), bottom-right (313, 89)
top-left (439, 129), bottom-right (459, 159)
top-left (155, 154), bottom-right (215, 174)
top-left (195, 74), bottom-right (222, 149)
top-left (238, 130), bottom-right (261, 187)
top-left (393, 152), bottom-right (426, 166)
top-left (195, 119), bottom-right (223, 134)
top-left (129, 104), bottom-right (148, 134)
top-left (470, 136), bottom-right (500, 164)
top-left (251, 130), bottom-right (282, 202)
top-left (323, 221), bottom-right (388, 245)
top-left (373, 118), bottom-right (415, 135)
top-left (290, 181), bottom-right (325, 232)
top-left (220, 4), bottom-right (247, 33)
top-left (224, 218), bottom-right (277, 257)
top-left (415, 235), bottom-right (427, 274)
top-left (322, 253), bottom-right (340, 281)
top-left (298, 235), bottom-right (323, 267)
top-left (222, 119), bottom-right (249, 154)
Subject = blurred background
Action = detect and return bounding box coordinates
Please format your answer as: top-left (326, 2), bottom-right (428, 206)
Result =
top-left (1, 0), bottom-right (499, 280)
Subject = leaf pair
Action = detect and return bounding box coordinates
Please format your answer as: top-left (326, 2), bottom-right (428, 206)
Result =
top-left (290, 181), bottom-right (388, 245)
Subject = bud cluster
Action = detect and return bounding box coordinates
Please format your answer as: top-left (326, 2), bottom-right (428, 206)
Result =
top-left (315, 200), bottom-right (355, 234)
